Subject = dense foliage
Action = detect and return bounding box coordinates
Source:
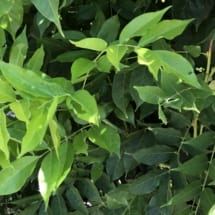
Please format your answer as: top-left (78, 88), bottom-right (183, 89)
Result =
top-left (0, 0), bottom-right (215, 214)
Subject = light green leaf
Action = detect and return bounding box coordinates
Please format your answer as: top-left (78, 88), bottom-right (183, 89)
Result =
top-left (91, 163), bottom-right (103, 182)
top-left (163, 181), bottom-right (201, 207)
top-left (9, 100), bottom-right (31, 123)
top-left (158, 104), bottom-right (167, 125)
top-left (132, 145), bottom-right (173, 165)
top-left (38, 143), bottom-right (74, 208)
top-left (0, 61), bottom-right (67, 98)
top-left (139, 19), bottom-right (192, 47)
top-left (106, 45), bottom-right (128, 71)
top-left (173, 154), bottom-right (208, 176)
top-left (119, 6), bottom-right (171, 42)
top-left (70, 38), bottom-right (107, 51)
top-left (0, 109), bottom-right (10, 160)
top-left (0, 156), bottom-right (39, 195)
top-left (20, 97), bottom-right (59, 156)
top-left (96, 55), bottom-right (112, 73)
top-left (0, 78), bottom-right (16, 103)
top-left (9, 27), bottom-right (28, 66)
top-left (136, 48), bottom-right (201, 88)
top-left (71, 58), bottom-right (95, 84)
top-left (72, 131), bottom-right (88, 155)
top-left (67, 90), bottom-right (99, 125)
top-left (31, 0), bottom-right (64, 36)
top-left (0, 0), bottom-right (23, 38)
top-left (0, 0), bottom-right (14, 17)
top-left (25, 46), bottom-right (45, 71)
top-left (97, 15), bottom-right (120, 42)
top-left (134, 86), bottom-right (166, 104)
top-left (88, 124), bottom-right (120, 157)
top-left (49, 118), bottom-right (61, 155)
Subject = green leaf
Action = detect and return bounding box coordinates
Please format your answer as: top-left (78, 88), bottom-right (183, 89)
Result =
top-left (173, 154), bottom-right (208, 176)
top-left (0, 0), bottom-right (23, 38)
top-left (0, 156), bottom-right (39, 195)
top-left (158, 104), bottom-right (168, 125)
top-left (65, 186), bottom-right (88, 215)
top-left (91, 163), bottom-right (103, 182)
top-left (88, 124), bottom-right (120, 157)
top-left (0, 29), bottom-right (6, 59)
top-left (72, 131), bottom-right (88, 155)
top-left (97, 15), bottom-right (120, 42)
top-left (96, 55), bottom-right (112, 73)
top-left (136, 48), bottom-right (201, 88)
top-left (9, 99), bottom-right (31, 123)
top-left (25, 46), bottom-right (45, 71)
top-left (31, 0), bottom-right (64, 36)
top-left (138, 19), bottom-right (192, 47)
top-left (75, 179), bottom-right (102, 204)
top-left (9, 27), bottom-right (28, 66)
top-left (132, 145), bottom-right (173, 165)
top-left (70, 38), bottom-right (107, 51)
top-left (0, 109), bottom-right (10, 160)
top-left (50, 194), bottom-right (68, 215)
top-left (134, 86), bottom-right (166, 104)
top-left (119, 6), bottom-right (171, 42)
top-left (71, 58), bottom-right (95, 84)
top-left (38, 143), bottom-right (74, 208)
top-left (106, 45), bottom-right (128, 71)
top-left (0, 77), bottom-right (16, 103)
top-left (67, 90), bottom-right (99, 125)
top-left (129, 172), bottom-right (162, 195)
top-left (49, 118), bottom-right (61, 155)
top-left (0, 0), bottom-right (14, 17)
top-left (163, 181), bottom-right (201, 207)
top-left (200, 188), bottom-right (215, 215)
top-left (0, 61), bottom-right (67, 98)
top-left (183, 45), bottom-right (201, 58)
top-left (21, 98), bottom-right (59, 155)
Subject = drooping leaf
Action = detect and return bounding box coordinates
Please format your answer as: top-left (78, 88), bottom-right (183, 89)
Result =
top-left (9, 27), bottom-right (28, 66)
top-left (70, 38), bottom-right (107, 51)
top-left (67, 90), bottom-right (99, 125)
top-left (31, 0), bottom-right (64, 36)
top-left (88, 124), bottom-right (120, 157)
top-left (0, 156), bottom-right (39, 195)
top-left (136, 48), bottom-right (201, 88)
top-left (0, 109), bottom-right (10, 160)
top-left (0, 61), bottom-right (67, 98)
top-left (71, 58), bottom-right (95, 84)
top-left (25, 46), bottom-right (45, 71)
top-left (119, 6), bottom-right (171, 42)
top-left (38, 143), bottom-right (74, 208)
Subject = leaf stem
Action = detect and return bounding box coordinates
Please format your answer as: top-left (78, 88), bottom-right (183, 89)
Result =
top-left (204, 39), bottom-right (213, 83)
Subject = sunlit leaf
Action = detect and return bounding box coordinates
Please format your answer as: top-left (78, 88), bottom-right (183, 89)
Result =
top-left (70, 38), bottom-right (107, 51)
top-left (88, 124), bottom-right (120, 157)
top-left (38, 143), bottom-right (74, 208)
top-left (0, 156), bottom-right (39, 195)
